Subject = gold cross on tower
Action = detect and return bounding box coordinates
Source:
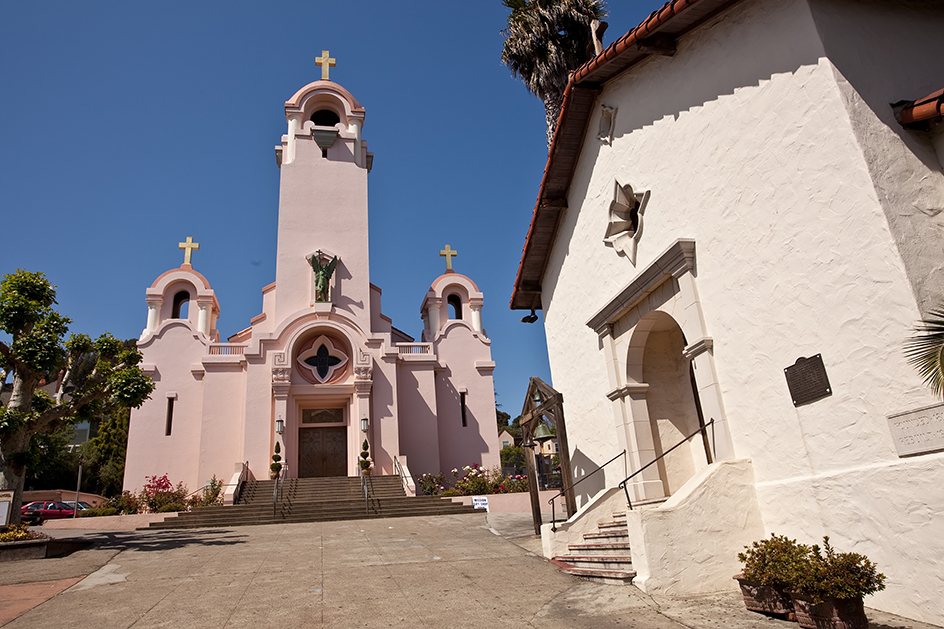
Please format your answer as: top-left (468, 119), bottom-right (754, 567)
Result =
top-left (315, 50), bottom-right (336, 80)
top-left (439, 244), bottom-right (458, 271)
top-left (178, 236), bottom-right (200, 265)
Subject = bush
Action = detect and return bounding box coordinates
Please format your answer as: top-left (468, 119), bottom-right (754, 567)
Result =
top-left (187, 475), bottom-right (224, 509)
top-left (793, 537), bottom-right (886, 603)
top-left (738, 533), bottom-right (810, 588)
top-left (77, 507), bottom-right (119, 518)
top-left (441, 487), bottom-right (462, 497)
top-left (139, 474), bottom-right (188, 513)
top-left (417, 472), bottom-right (445, 495)
top-left (107, 490), bottom-right (141, 515)
top-left (0, 524), bottom-right (50, 543)
top-left (448, 464), bottom-right (529, 496)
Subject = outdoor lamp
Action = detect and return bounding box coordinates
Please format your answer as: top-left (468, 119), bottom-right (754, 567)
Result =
top-left (361, 417), bottom-right (369, 433)
top-left (275, 416), bottom-right (284, 435)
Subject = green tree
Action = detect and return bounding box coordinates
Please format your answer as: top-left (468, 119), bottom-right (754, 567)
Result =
top-left (904, 307), bottom-right (944, 397)
top-left (500, 444), bottom-right (527, 474)
top-left (496, 406), bottom-right (512, 435)
top-left (501, 0), bottom-right (607, 146)
top-left (0, 270), bottom-right (153, 524)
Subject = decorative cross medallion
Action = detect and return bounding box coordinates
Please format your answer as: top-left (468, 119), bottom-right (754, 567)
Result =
top-left (439, 244), bottom-right (458, 271)
top-left (315, 50), bottom-right (336, 80)
top-left (296, 335), bottom-right (349, 384)
top-left (178, 236), bottom-right (200, 265)
top-left (304, 344), bottom-right (343, 380)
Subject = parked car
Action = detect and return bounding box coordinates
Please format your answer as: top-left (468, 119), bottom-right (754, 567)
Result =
top-left (20, 501), bottom-right (75, 523)
top-left (63, 500), bottom-right (92, 511)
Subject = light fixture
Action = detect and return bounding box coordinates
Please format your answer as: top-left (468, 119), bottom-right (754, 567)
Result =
top-left (520, 309), bottom-right (539, 324)
top-left (275, 416), bottom-right (284, 435)
top-left (360, 417), bottom-right (369, 433)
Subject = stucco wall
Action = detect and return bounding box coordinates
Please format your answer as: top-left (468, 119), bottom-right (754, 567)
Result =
top-left (537, 0), bottom-right (944, 621)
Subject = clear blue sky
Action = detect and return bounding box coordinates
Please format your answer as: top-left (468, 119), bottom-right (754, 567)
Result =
top-left (1, 1), bottom-right (666, 418)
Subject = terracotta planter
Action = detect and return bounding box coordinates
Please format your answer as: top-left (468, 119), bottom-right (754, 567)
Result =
top-left (733, 575), bottom-right (796, 619)
top-left (361, 467), bottom-right (371, 476)
top-left (790, 593), bottom-right (868, 629)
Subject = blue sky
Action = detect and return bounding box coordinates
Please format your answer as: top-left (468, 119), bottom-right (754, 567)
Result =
top-left (1, 1), bottom-right (666, 418)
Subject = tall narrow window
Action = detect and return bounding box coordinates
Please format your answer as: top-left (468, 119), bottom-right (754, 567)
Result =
top-left (460, 392), bottom-right (467, 427)
top-left (165, 398), bottom-right (175, 436)
top-left (172, 290), bottom-right (190, 319)
top-left (447, 294), bottom-right (462, 320)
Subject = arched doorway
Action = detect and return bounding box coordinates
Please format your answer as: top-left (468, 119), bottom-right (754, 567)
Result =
top-left (630, 311), bottom-right (710, 497)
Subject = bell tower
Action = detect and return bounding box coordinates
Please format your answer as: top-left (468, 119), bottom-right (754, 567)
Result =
top-left (273, 54), bottom-right (372, 325)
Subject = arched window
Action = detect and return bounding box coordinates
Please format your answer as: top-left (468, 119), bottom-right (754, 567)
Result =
top-left (172, 290), bottom-right (190, 319)
top-left (311, 109), bottom-right (340, 126)
top-left (447, 294), bottom-right (462, 320)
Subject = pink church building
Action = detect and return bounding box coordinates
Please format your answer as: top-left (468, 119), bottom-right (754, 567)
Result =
top-left (124, 67), bottom-right (500, 493)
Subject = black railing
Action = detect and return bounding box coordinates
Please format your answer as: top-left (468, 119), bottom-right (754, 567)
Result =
top-left (618, 418), bottom-right (715, 510)
top-left (548, 450), bottom-right (626, 532)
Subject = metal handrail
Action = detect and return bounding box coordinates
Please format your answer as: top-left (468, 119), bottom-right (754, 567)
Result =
top-left (361, 473), bottom-right (369, 515)
top-left (393, 457), bottom-right (414, 496)
top-left (618, 418), bottom-right (715, 510)
top-left (548, 450), bottom-right (625, 532)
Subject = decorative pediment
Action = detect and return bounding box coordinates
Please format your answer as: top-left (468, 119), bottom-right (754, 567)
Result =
top-left (604, 180), bottom-right (650, 265)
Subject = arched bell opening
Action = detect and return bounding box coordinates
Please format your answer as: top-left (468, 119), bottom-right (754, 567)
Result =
top-left (171, 290), bottom-right (190, 319)
top-left (310, 108), bottom-right (341, 127)
top-left (447, 294), bottom-right (463, 320)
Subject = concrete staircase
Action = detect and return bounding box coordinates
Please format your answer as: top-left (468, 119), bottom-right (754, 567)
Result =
top-left (143, 475), bottom-right (479, 530)
top-left (549, 511), bottom-right (636, 585)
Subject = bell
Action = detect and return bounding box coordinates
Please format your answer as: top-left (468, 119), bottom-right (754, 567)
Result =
top-left (533, 424), bottom-right (554, 443)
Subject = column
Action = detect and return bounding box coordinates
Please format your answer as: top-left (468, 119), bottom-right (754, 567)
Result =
top-left (196, 300), bottom-right (212, 336)
top-left (469, 301), bottom-right (483, 334)
top-left (145, 297), bottom-right (162, 334)
top-left (427, 298), bottom-right (441, 337)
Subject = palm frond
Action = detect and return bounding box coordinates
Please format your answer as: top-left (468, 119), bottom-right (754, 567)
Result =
top-left (904, 307), bottom-right (944, 397)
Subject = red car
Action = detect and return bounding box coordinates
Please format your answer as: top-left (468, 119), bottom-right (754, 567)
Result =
top-left (20, 500), bottom-right (75, 523)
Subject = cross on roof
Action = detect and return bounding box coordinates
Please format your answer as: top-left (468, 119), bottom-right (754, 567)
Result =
top-left (315, 50), bottom-right (336, 81)
top-left (178, 236), bottom-right (199, 265)
top-left (440, 244), bottom-right (458, 271)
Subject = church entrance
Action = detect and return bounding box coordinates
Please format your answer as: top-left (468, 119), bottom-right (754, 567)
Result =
top-left (298, 427), bottom-right (348, 477)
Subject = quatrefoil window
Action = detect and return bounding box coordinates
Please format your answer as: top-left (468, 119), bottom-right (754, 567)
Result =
top-left (296, 335), bottom-right (349, 383)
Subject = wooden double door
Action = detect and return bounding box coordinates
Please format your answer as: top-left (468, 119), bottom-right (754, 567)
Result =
top-left (298, 426), bottom-right (348, 477)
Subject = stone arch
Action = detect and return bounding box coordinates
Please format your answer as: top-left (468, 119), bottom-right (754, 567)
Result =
top-left (625, 310), bottom-right (710, 497)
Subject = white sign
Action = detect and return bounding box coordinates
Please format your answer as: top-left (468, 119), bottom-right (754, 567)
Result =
top-left (887, 402), bottom-right (944, 457)
top-left (0, 490), bottom-right (13, 527)
top-left (472, 496), bottom-right (489, 511)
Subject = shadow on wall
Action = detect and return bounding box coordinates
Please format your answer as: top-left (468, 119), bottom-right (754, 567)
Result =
top-left (437, 373), bottom-right (490, 468)
top-left (569, 447), bottom-right (609, 507)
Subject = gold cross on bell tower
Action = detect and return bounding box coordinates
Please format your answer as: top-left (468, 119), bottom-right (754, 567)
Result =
top-left (315, 50), bottom-right (336, 80)
top-left (179, 236), bottom-right (200, 265)
top-left (439, 244), bottom-right (458, 271)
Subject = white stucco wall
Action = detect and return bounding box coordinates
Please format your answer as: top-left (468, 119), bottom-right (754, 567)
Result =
top-left (538, 0), bottom-right (944, 621)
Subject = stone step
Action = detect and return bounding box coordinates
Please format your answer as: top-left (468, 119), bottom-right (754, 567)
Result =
top-left (596, 520), bottom-right (627, 529)
top-left (583, 530), bottom-right (629, 540)
top-left (568, 542), bottom-right (631, 553)
top-left (549, 559), bottom-right (636, 585)
top-left (552, 554), bottom-right (634, 570)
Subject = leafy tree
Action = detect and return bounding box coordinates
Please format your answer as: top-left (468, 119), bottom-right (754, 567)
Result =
top-left (501, 0), bottom-right (607, 146)
top-left (0, 270), bottom-right (153, 524)
top-left (904, 307), bottom-right (944, 397)
top-left (496, 406), bottom-right (512, 435)
top-left (500, 444), bottom-right (527, 474)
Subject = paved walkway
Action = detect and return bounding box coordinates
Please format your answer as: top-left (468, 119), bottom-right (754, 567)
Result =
top-left (0, 513), bottom-right (937, 628)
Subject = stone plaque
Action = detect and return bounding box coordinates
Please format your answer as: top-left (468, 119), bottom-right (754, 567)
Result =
top-left (302, 408), bottom-right (344, 424)
top-left (784, 354), bottom-right (832, 406)
top-left (0, 490), bottom-right (13, 527)
top-left (887, 402), bottom-right (944, 457)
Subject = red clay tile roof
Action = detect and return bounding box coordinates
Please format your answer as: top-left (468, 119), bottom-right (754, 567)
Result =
top-left (510, 0), bottom-right (745, 310)
top-left (896, 88), bottom-right (944, 127)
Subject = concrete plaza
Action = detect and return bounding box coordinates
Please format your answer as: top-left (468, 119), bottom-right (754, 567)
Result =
top-left (0, 513), bottom-right (937, 629)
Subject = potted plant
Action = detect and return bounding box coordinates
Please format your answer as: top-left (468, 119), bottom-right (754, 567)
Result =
top-left (789, 537), bottom-right (886, 629)
top-left (359, 439), bottom-right (371, 475)
top-left (735, 533), bottom-right (809, 619)
top-left (270, 442), bottom-right (282, 480)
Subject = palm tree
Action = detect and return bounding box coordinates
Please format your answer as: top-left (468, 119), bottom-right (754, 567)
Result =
top-left (904, 307), bottom-right (944, 396)
top-left (501, 0), bottom-right (607, 148)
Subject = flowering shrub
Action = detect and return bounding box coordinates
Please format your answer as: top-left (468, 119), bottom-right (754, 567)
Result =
top-left (418, 472), bottom-right (445, 495)
top-left (0, 524), bottom-right (50, 543)
top-left (139, 474), bottom-right (188, 513)
top-left (448, 464), bottom-right (529, 496)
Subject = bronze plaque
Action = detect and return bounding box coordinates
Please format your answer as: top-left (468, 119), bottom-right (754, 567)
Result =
top-left (784, 354), bottom-right (832, 406)
top-left (298, 427), bottom-right (348, 477)
top-left (302, 408), bottom-right (344, 424)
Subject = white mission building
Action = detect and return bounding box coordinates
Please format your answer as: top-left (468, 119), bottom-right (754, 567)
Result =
top-left (511, 0), bottom-right (944, 623)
